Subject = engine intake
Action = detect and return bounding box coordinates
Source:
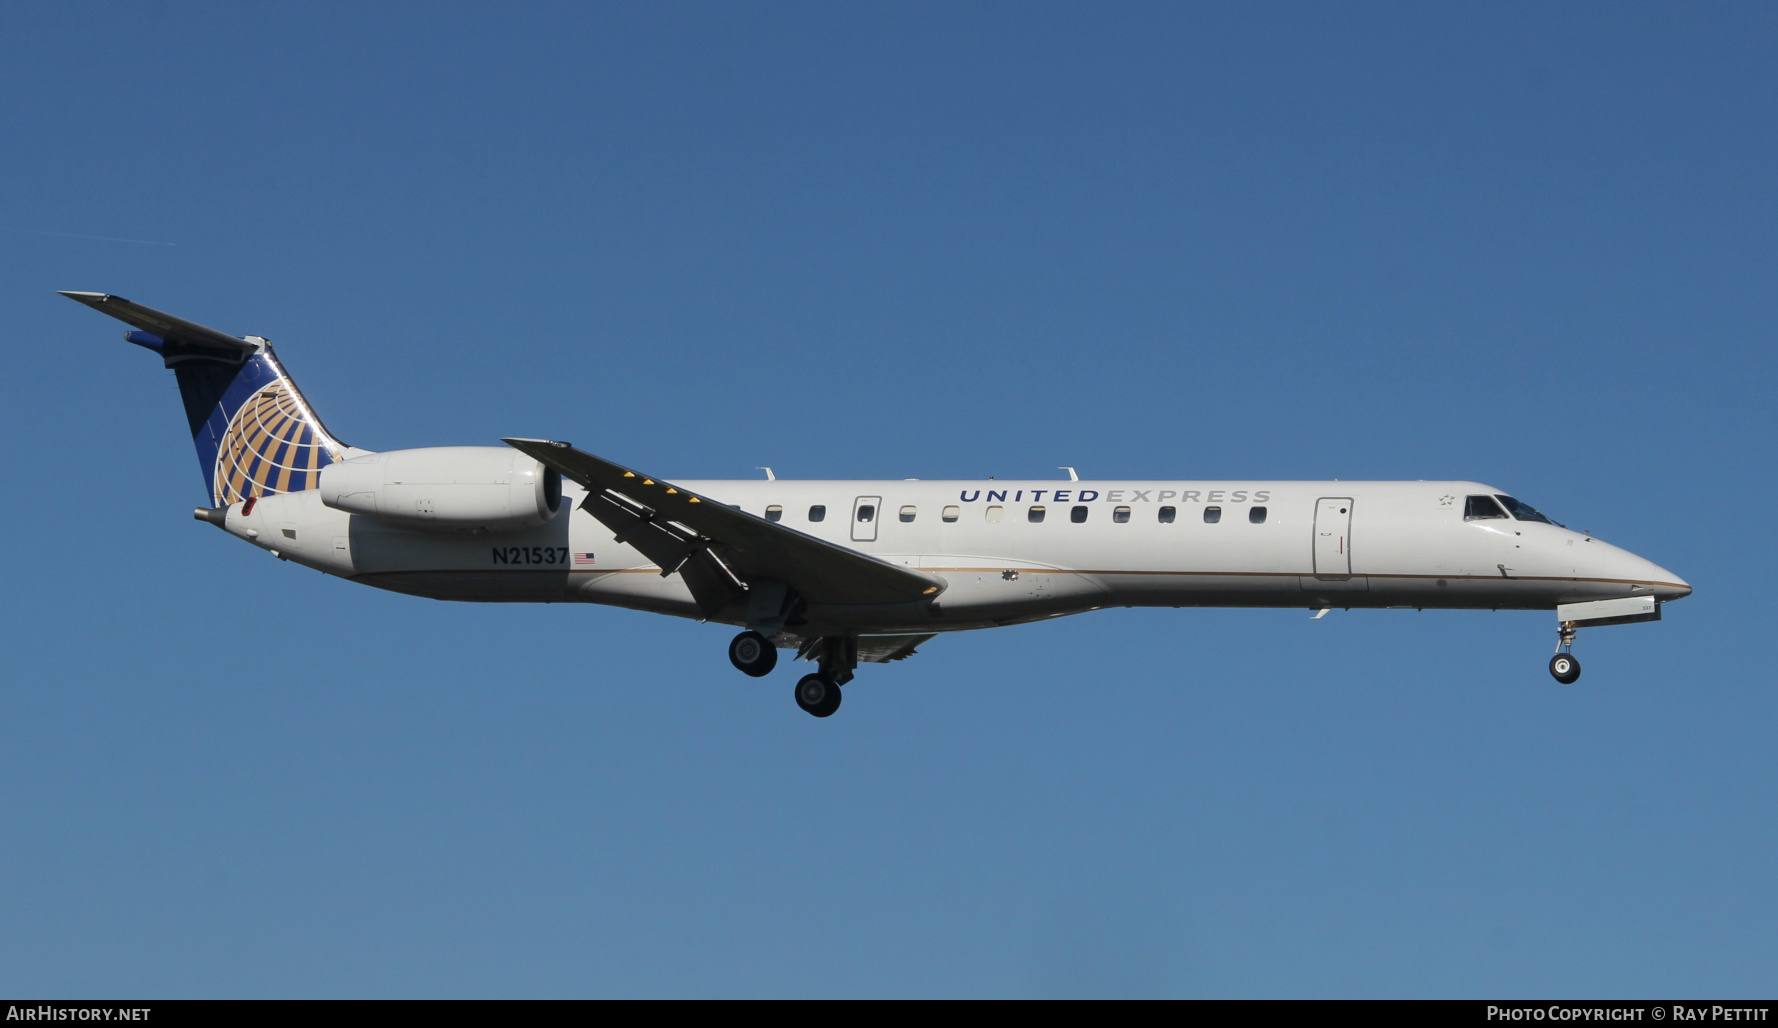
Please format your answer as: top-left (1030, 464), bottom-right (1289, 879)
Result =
top-left (319, 446), bottom-right (562, 532)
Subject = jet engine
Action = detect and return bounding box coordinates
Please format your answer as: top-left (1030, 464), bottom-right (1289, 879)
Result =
top-left (318, 446), bottom-right (562, 532)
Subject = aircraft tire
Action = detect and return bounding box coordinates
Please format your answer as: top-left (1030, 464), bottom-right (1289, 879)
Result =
top-left (1549, 653), bottom-right (1581, 684)
top-left (729, 631), bottom-right (778, 677)
top-left (795, 673), bottom-right (841, 717)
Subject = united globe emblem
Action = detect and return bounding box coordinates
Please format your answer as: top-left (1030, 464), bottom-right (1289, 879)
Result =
top-left (213, 382), bottom-right (336, 506)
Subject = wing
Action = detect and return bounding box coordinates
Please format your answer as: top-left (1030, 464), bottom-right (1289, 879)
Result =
top-left (503, 438), bottom-right (945, 618)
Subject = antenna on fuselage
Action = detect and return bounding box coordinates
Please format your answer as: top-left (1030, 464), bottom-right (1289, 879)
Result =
top-left (757, 467), bottom-right (775, 481)
top-left (1059, 466), bottom-right (1079, 481)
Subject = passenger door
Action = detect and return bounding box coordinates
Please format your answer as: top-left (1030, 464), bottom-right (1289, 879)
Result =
top-left (1313, 497), bottom-right (1353, 579)
top-left (851, 495), bottom-right (881, 543)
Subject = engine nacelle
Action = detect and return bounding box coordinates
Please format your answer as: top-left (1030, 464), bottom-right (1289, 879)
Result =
top-left (318, 446), bottom-right (562, 532)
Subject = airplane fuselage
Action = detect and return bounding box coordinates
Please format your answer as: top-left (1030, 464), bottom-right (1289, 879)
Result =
top-left (226, 477), bottom-right (1690, 635)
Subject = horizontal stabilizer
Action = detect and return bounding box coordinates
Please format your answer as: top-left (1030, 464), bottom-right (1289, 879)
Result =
top-left (59, 291), bottom-right (257, 359)
top-left (503, 438), bottom-right (946, 609)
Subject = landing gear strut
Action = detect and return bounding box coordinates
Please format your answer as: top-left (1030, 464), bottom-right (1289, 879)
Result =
top-left (728, 630), bottom-right (778, 677)
top-left (1549, 622), bottom-right (1581, 684)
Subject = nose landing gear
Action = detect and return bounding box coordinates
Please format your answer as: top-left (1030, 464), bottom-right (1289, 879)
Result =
top-left (1549, 622), bottom-right (1581, 684)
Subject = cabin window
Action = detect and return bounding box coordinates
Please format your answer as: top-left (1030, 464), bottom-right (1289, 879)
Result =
top-left (1113, 506), bottom-right (1131, 523)
top-left (985, 505), bottom-right (1004, 523)
top-left (1204, 506), bottom-right (1222, 524)
top-left (899, 505), bottom-right (917, 523)
top-left (1158, 506), bottom-right (1176, 523)
top-left (765, 505), bottom-right (782, 522)
top-left (857, 505), bottom-right (876, 522)
top-left (1249, 506), bottom-right (1267, 524)
top-left (1464, 495), bottom-right (1507, 521)
top-left (1070, 505), bottom-right (1088, 523)
top-left (809, 505), bottom-right (826, 522)
top-left (1028, 505), bottom-right (1046, 523)
top-left (942, 506), bottom-right (960, 522)
top-left (1494, 495), bottom-right (1555, 524)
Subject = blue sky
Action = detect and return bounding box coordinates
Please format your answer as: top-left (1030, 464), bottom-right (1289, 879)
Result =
top-left (1, 2), bottom-right (1773, 997)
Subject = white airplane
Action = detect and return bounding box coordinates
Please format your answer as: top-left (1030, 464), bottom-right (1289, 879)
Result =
top-left (66, 291), bottom-right (1692, 717)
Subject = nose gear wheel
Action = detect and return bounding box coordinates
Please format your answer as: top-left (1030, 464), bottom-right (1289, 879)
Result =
top-left (1549, 652), bottom-right (1581, 684)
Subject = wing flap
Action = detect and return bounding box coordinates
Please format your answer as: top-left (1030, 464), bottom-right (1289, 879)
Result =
top-left (504, 438), bottom-right (945, 608)
top-left (856, 633), bottom-right (935, 663)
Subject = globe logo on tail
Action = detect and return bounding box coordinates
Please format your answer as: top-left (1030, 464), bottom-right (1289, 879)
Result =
top-left (213, 380), bottom-right (336, 507)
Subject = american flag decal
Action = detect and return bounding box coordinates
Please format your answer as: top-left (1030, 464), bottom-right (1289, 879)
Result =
top-left (573, 552), bottom-right (597, 566)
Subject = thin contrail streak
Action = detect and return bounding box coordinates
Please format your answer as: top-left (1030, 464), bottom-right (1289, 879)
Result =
top-left (1, 227), bottom-right (176, 246)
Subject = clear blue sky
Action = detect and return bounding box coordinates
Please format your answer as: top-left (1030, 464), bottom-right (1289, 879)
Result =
top-left (2, 2), bottom-right (1773, 998)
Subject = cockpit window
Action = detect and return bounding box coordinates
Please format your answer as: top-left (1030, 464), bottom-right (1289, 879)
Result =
top-left (1494, 495), bottom-right (1555, 525)
top-left (1464, 495), bottom-right (1508, 520)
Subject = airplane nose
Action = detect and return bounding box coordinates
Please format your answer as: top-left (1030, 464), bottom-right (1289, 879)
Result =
top-left (1584, 535), bottom-right (1691, 602)
top-left (1654, 568), bottom-right (1692, 601)
top-left (1626, 552), bottom-right (1691, 602)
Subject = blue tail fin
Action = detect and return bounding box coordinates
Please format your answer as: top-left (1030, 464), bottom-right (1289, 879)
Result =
top-left (62, 292), bottom-right (347, 506)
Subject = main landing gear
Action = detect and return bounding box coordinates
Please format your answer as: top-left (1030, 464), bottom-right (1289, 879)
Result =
top-left (794, 673), bottom-right (842, 717)
top-left (1549, 622), bottom-right (1582, 684)
top-left (728, 630), bottom-right (778, 677)
top-left (727, 630), bottom-right (857, 718)
top-left (791, 636), bottom-right (858, 718)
